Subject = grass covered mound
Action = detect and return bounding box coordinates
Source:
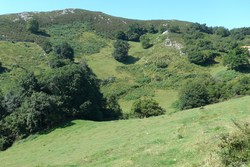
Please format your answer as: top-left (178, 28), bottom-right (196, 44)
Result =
top-left (0, 96), bottom-right (249, 167)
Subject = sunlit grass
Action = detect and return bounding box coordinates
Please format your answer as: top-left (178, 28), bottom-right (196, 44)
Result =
top-left (0, 96), bottom-right (249, 167)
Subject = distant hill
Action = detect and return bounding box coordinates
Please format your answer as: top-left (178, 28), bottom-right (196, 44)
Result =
top-left (0, 8), bottom-right (190, 42)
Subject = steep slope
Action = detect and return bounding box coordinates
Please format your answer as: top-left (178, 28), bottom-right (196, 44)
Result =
top-left (0, 96), bottom-right (249, 167)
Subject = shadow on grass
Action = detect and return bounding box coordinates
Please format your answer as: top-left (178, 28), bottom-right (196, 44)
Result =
top-left (35, 31), bottom-right (51, 37)
top-left (237, 65), bottom-right (250, 73)
top-left (0, 66), bottom-right (8, 74)
top-left (123, 55), bottom-right (139, 65)
top-left (39, 121), bottom-right (76, 135)
top-left (199, 60), bottom-right (219, 67)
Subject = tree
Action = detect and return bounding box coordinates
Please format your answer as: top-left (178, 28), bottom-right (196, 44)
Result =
top-left (19, 72), bottom-right (39, 92)
top-left (131, 98), bottom-right (165, 118)
top-left (54, 42), bottom-right (74, 60)
top-left (147, 24), bottom-right (158, 34)
top-left (179, 80), bottom-right (209, 109)
top-left (188, 50), bottom-right (217, 65)
top-left (112, 40), bottom-right (130, 62)
top-left (188, 23), bottom-right (213, 34)
top-left (115, 31), bottom-right (127, 40)
top-left (103, 95), bottom-right (122, 120)
top-left (168, 25), bottom-right (180, 33)
top-left (213, 26), bottom-right (230, 37)
top-left (41, 41), bottom-right (52, 54)
top-left (18, 92), bottom-right (62, 133)
top-left (140, 35), bottom-right (152, 49)
top-left (127, 23), bottom-right (147, 41)
top-left (40, 64), bottom-right (104, 121)
top-left (48, 55), bottom-right (71, 68)
top-left (26, 19), bottom-right (39, 33)
top-left (230, 27), bottom-right (250, 40)
top-left (0, 91), bottom-right (6, 120)
top-left (223, 47), bottom-right (249, 71)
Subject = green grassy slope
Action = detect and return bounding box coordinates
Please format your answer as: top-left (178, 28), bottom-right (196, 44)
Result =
top-left (0, 41), bottom-right (47, 93)
top-left (0, 96), bottom-right (249, 167)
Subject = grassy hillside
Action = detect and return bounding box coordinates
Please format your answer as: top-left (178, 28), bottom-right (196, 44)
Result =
top-left (1, 8), bottom-right (250, 166)
top-left (0, 96), bottom-right (249, 167)
top-left (0, 8), bottom-right (190, 42)
top-left (0, 41), bottom-right (48, 93)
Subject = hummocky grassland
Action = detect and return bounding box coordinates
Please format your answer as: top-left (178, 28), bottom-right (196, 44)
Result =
top-left (0, 96), bottom-right (249, 167)
top-left (1, 8), bottom-right (250, 167)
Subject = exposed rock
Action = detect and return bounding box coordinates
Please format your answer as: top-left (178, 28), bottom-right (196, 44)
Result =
top-left (164, 38), bottom-right (184, 55)
top-left (18, 12), bottom-right (33, 21)
top-left (162, 30), bottom-right (169, 35)
top-left (61, 9), bottom-right (75, 15)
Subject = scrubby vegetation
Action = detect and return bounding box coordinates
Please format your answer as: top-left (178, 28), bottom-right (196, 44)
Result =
top-left (219, 121), bottom-right (250, 166)
top-left (130, 97), bottom-right (165, 118)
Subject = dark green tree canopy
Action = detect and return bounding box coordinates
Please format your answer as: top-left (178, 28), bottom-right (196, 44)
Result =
top-left (41, 41), bottom-right (52, 54)
top-left (168, 25), bottom-right (180, 33)
top-left (127, 23), bottom-right (147, 41)
top-left (223, 47), bottom-right (249, 71)
top-left (115, 31), bottom-right (127, 40)
top-left (213, 26), bottom-right (230, 37)
top-left (179, 80), bottom-right (209, 110)
top-left (26, 19), bottom-right (39, 33)
top-left (0, 63), bottom-right (123, 150)
top-left (188, 50), bottom-right (217, 65)
top-left (147, 24), bottom-right (158, 34)
top-left (131, 98), bottom-right (165, 118)
top-left (0, 91), bottom-right (6, 120)
top-left (140, 35), bottom-right (152, 49)
top-left (54, 42), bottom-right (74, 60)
top-left (112, 40), bottom-right (130, 62)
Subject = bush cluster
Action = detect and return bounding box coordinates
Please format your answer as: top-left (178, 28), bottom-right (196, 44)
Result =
top-left (0, 63), bottom-right (122, 151)
top-left (130, 98), bottom-right (165, 118)
top-left (219, 121), bottom-right (250, 166)
top-left (179, 75), bottom-right (250, 110)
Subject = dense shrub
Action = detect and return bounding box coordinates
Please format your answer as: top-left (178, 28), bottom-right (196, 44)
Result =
top-left (40, 63), bottom-right (104, 120)
top-left (168, 25), bottom-right (180, 33)
top-left (223, 47), bottom-right (249, 71)
top-left (147, 24), bottom-right (158, 34)
top-left (131, 98), bottom-right (165, 118)
top-left (103, 95), bottom-right (122, 120)
top-left (26, 19), bottom-right (39, 33)
top-left (41, 41), bottom-right (52, 54)
top-left (126, 23), bottom-right (147, 42)
top-left (112, 40), bottom-right (130, 62)
top-left (213, 26), bottom-right (230, 37)
top-left (230, 27), bottom-right (250, 40)
top-left (179, 80), bottom-right (209, 109)
top-left (0, 91), bottom-right (6, 120)
top-left (219, 121), bottom-right (250, 166)
top-left (140, 35), bottom-right (152, 49)
top-left (54, 42), bottom-right (74, 60)
top-left (115, 31), bottom-right (127, 40)
top-left (18, 92), bottom-right (62, 133)
top-left (188, 50), bottom-right (217, 65)
top-left (48, 55), bottom-right (72, 68)
top-left (188, 23), bottom-right (213, 34)
top-left (0, 63), bottom-right (123, 151)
